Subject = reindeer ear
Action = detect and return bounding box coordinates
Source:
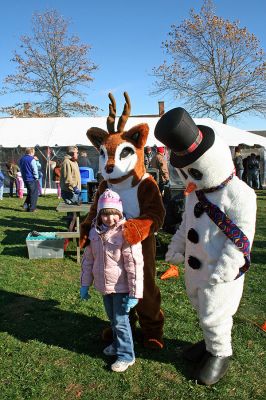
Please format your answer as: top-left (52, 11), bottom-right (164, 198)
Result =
top-left (123, 124), bottom-right (149, 149)
top-left (87, 127), bottom-right (109, 151)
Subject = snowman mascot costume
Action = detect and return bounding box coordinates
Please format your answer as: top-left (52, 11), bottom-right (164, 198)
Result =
top-left (155, 108), bottom-right (257, 385)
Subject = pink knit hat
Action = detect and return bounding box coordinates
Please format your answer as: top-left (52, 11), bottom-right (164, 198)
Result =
top-left (97, 189), bottom-right (123, 214)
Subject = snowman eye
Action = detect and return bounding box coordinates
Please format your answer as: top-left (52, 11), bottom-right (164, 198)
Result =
top-left (188, 168), bottom-right (203, 180)
top-left (179, 169), bottom-right (188, 179)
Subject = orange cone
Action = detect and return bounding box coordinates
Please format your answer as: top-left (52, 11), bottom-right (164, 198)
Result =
top-left (160, 264), bottom-right (179, 280)
top-left (260, 321), bottom-right (266, 332)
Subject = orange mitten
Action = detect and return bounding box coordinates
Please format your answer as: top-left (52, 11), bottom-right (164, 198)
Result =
top-left (123, 219), bottom-right (153, 245)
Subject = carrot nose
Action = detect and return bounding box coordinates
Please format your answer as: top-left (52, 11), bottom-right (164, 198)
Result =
top-left (184, 182), bottom-right (197, 196)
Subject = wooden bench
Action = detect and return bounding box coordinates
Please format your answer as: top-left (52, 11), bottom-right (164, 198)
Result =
top-left (56, 202), bottom-right (92, 264)
top-left (55, 231), bottom-right (81, 263)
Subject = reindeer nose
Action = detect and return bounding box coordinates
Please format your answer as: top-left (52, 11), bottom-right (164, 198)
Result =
top-left (105, 165), bottom-right (114, 174)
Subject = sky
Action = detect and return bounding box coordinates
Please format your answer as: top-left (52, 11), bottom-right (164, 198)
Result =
top-left (0, 0), bottom-right (265, 131)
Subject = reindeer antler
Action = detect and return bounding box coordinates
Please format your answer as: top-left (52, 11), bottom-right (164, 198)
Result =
top-left (117, 92), bottom-right (131, 133)
top-left (107, 93), bottom-right (116, 133)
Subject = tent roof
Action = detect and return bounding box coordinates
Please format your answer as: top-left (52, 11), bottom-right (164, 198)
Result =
top-left (0, 116), bottom-right (266, 148)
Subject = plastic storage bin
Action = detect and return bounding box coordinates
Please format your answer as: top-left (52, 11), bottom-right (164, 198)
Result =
top-left (26, 232), bottom-right (65, 259)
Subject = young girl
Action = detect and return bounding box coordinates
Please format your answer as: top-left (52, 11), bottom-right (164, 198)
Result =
top-left (16, 171), bottom-right (24, 199)
top-left (80, 189), bottom-right (144, 372)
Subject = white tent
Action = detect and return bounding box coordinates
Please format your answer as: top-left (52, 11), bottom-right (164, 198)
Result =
top-left (0, 116), bottom-right (266, 148)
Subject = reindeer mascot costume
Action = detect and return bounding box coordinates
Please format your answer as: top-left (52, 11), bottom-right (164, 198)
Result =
top-left (155, 107), bottom-right (257, 385)
top-left (80, 93), bottom-right (165, 349)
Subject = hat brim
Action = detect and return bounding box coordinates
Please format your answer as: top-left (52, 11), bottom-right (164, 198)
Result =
top-left (170, 125), bottom-right (215, 168)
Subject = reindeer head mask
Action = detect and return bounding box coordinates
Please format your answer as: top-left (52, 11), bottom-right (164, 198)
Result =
top-left (87, 92), bottom-right (149, 186)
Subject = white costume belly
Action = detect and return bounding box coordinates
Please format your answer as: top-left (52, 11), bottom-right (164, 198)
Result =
top-left (108, 174), bottom-right (149, 219)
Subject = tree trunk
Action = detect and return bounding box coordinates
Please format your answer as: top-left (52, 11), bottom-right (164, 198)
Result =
top-left (222, 115), bottom-right (227, 124)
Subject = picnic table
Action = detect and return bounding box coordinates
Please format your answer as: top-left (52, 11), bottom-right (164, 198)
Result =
top-left (56, 202), bottom-right (92, 263)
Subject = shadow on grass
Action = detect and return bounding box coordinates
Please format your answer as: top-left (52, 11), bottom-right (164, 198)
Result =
top-left (1, 245), bottom-right (28, 258)
top-left (251, 250), bottom-right (266, 264)
top-left (0, 289), bottom-right (193, 379)
top-left (0, 216), bottom-right (66, 246)
top-left (0, 289), bottom-right (108, 358)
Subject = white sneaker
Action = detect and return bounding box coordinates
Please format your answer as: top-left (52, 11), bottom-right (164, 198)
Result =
top-left (111, 359), bottom-right (135, 372)
top-left (103, 344), bottom-right (116, 356)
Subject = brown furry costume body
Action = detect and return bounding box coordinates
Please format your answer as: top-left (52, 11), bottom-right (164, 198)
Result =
top-left (80, 93), bottom-right (165, 348)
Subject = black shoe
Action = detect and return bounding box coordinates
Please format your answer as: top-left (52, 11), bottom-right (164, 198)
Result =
top-left (183, 340), bottom-right (206, 362)
top-left (195, 352), bottom-right (231, 385)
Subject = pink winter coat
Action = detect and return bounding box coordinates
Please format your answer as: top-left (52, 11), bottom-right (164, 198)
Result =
top-left (81, 220), bottom-right (144, 298)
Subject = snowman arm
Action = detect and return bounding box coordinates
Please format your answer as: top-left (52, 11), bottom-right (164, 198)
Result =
top-left (209, 191), bottom-right (257, 284)
top-left (165, 211), bottom-right (186, 264)
top-left (209, 241), bottom-right (246, 284)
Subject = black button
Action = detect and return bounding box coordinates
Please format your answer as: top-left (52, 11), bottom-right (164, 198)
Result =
top-left (187, 228), bottom-right (199, 243)
top-left (188, 256), bottom-right (201, 269)
top-left (194, 202), bottom-right (204, 218)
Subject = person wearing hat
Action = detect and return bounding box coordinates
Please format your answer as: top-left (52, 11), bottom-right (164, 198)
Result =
top-left (80, 189), bottom-right (144, 373)
top-left (60, 146), bottom-right (81, 205)
top-left (155, 107), bottom-right (257, 385)
top-left (150, 146), bottom-right (169, 193)
top-left (144, 146), bottom-right (153, 169)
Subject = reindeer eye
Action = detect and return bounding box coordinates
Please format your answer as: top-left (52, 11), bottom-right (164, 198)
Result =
top-left (188, 168), bottom-right (203, 180)
top-left (100, 149), bottom-right (105, 157)
top-left (120, 147), bottom-right (134, 160)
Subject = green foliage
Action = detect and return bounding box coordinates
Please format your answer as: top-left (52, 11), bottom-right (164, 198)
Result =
top-left (0, 194), bottom-right (265, 399)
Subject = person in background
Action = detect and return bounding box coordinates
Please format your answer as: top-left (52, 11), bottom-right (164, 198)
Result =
top-left (60, 146), bottom-right (81, 205)
top-left (150, 146), bottom-right (169, 193)
top-left (256, 155), bottom-right (263, 189)
top-left (0, 167), bottom-right (4, 200)
top-left (247, 153), bottom-right (260, 189)
top-left (16, 172), bottom-right (24, 199)
top-left (80, 189), bottom-right (144, 372)
top-left (144, 146), bottom-right (153, 170)
top-left (233, 147), bottom-right (244, 180)
top-left (242, 155), bottom-right (250, 183)
top-left (5, 162), bottom-right (20, 197)
top-left (52, 160), bottom-right (62, 199)
top-left (34, 155), bottom-right (43, 196)
top-left (19, 147), bottom-right (39, 212)
top-left (78, 150), bottom-right (92, 168)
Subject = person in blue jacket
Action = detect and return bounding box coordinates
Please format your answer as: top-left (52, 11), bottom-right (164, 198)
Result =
top-left (19, 147), bottom-right (39, 212)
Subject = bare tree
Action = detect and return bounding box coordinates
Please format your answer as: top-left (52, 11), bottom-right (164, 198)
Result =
top-left (2, 10), bottom-right (99, 117)
top-left (151, 0), bottom-right (266, 124)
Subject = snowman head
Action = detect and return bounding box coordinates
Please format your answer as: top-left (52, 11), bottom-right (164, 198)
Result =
top-left (155, 107), bottom-right (234, 190)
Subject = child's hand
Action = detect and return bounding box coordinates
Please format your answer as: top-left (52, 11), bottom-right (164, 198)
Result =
top-left (80, 286), bottom-right (90, 300)
top-left (122, 296), bottom-right (138, 312)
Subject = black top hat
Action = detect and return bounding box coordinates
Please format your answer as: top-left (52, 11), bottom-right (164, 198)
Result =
top-left (154, 107), bottom-right (215, 168)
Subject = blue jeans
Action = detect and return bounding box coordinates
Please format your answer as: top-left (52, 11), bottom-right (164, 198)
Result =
top-left (24, 180), bottom-right (39, 211)
top-left (103, 293), bottom-right (135, 362)
top-left (61, 189), bottom-right (81, 205)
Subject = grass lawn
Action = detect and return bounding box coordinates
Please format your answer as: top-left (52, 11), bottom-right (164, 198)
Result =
top-left (0, 193), bottom-right (265, 400)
